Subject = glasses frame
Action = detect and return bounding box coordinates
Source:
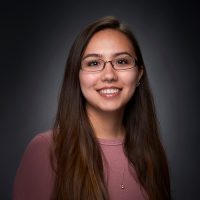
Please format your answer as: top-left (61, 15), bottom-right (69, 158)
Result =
top-left (81, 56), bottom-right (139, 72)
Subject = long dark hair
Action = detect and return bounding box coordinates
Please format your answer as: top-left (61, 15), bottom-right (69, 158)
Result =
top-left (52, 16), bottom-right (171, 200)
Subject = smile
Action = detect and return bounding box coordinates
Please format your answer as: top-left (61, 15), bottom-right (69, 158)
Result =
top-left (97, 87), bottom-right (122, 98)
top-left (99, 88), bottom-right (120, 94)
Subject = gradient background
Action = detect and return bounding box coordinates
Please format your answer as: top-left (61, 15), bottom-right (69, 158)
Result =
top-left (1, 0), bottom-right (199, 199)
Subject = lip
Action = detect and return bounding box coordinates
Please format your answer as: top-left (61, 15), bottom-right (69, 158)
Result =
top-left (97, 86), bottom-right (122, 90)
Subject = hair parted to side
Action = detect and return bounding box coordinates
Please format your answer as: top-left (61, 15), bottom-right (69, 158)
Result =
top-left (52, 16), bottom-right (171, 200)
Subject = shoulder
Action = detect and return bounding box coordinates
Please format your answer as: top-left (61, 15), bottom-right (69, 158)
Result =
top-left (29, 129), bottom-right (54, 146)
top-left (16, 129), bottom-right (55, 171)
top-left (13, 130), bottom-right (55, 200)
top-left (20, 130), bottom-right (54, 162)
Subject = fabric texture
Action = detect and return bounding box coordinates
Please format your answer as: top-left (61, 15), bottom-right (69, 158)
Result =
top-left (13, 131), bottom-right (147, 200)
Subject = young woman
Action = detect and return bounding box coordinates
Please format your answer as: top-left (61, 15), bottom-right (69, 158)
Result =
top-left (13, 16), bottom-right (171, 200)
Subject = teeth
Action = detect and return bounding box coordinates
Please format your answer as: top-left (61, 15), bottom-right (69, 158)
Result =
top-left (99, 88), bottom-right (120, 94)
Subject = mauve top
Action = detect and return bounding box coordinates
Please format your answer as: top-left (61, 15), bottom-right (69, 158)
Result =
top-left (13, 131), bottom-right (148, 200)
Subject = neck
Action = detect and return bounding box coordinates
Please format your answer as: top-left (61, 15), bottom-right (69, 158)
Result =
top-left (86, 106), bottom-right (125, 140)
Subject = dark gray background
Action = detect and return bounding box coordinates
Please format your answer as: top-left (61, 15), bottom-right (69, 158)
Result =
top-left (1, 0), bottom-right (199, 199)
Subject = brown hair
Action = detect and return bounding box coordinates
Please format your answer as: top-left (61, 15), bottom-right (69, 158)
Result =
top-left (52, 16), bottom-right (171, 200)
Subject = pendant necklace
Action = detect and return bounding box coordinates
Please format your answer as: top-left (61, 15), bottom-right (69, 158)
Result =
top-left (120, 157), bottom-right (126, 189)
top-left (121, 168), bottom-right (125, 189)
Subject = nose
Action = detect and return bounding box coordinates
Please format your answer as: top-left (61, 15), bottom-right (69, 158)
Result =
top-left (101, 61), bottom-right (118, 82)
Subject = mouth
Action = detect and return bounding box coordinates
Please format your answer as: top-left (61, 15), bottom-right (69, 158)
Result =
top-left (97, 87), bottom-right (122, 97)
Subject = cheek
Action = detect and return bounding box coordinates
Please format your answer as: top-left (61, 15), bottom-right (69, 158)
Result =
top-left (79, 72), bottom-right (98, 92)
top-left (120, 71), bottom-right (139, 88)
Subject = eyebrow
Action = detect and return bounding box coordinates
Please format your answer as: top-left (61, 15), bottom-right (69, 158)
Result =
top-left (82, 52), bottom-right (134, 60)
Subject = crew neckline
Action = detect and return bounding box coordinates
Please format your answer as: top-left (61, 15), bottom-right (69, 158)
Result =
top-left (97, 137), bottom-right (124, 146)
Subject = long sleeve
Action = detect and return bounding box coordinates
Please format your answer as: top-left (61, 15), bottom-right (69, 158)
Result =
top-left (13, 132), bottom-right (55, 200)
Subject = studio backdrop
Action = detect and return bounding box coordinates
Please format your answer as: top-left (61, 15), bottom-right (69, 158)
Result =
top-left (1, 0), bottom-right (199, 199)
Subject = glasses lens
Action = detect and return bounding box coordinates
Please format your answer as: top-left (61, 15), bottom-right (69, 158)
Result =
top-left (82, 58), bottom-right (103, 72)
top-left (113, 56), bottom-right (135, 70)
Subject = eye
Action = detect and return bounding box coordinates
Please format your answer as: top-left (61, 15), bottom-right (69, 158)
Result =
top-left (116, 58), bottom-right (130, 65)
top-left (85, 59), bottom-right (101, 67)
top-left (88, 60), bottom-right (99, 66)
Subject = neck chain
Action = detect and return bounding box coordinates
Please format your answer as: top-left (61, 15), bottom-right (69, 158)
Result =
top-left (121, 166), bottom-right (125, 189)
top-left (120, 154), bottom-right (126, 189)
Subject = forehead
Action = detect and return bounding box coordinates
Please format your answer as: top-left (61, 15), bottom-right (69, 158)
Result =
top-left (83, 29), bottom-right (135, 56)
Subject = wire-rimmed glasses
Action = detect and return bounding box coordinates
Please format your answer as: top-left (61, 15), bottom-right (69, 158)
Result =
top-left (81, 55), bottom-right (138, 72)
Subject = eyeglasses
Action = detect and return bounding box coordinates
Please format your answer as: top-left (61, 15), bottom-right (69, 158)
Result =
top-left (81, 55), bottom-right (138, 72)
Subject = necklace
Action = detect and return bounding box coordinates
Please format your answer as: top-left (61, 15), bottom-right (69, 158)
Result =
top-left (121, 168), bottom-right (125, 189)
top-left (120, 155), bottom-right (126, 189)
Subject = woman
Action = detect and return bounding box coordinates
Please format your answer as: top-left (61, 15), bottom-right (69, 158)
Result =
top-left (13, 16), bottom-right (171, 200)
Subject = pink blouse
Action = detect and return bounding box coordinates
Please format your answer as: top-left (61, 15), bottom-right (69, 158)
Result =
top-left (13, 131), bottom-right (148, 200)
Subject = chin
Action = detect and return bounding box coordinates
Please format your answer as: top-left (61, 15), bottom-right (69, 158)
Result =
top-left (86, 101), bottom-right (126, 114)
top-left (97, 104), bottom-right (125, 113)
